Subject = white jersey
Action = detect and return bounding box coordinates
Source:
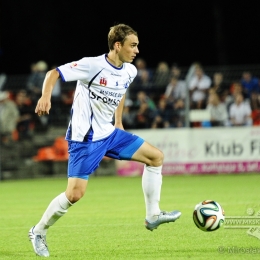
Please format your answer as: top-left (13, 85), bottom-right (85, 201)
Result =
top-left (229, 101), bottom-right (252, 124)
top-left (57, 54), bottom-right (137, 142)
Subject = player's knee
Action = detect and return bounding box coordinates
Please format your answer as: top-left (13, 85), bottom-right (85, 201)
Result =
top-left (150, 149), bottom-right (164, 167)
top-left (66, 190), bottom-right (85, 203)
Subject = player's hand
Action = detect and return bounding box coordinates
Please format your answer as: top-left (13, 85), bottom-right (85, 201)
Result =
top-left (35, 96), bottom-right (51, 116)
top-left (37, 110), bottom-right (48, 116)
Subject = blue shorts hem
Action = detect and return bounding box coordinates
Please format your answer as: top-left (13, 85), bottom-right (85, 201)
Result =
top-left (119, 137), bottom-right (144, 160)
top-left (68, 174), bottom-right (90, 180)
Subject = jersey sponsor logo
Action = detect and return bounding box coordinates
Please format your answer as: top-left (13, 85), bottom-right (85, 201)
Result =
top-left (70, 63), bottom-right (77, 68)
top-left (116, 81), bottom-right (118, 86)
top-left (111, 73), bottom-right (121, 77)
top-left (90, 91), bottom-right (120, 106)
top-left (100, 77), bottom-right (107, 86)
top-left (100, 90), bottom-right (123, 98)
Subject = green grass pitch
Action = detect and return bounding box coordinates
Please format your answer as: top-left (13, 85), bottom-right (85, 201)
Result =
top-left (0, 173), bottom-right (260, 259)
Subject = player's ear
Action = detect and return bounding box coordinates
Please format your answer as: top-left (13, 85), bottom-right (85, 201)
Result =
top-left (115, 41), bottom-right (121, 51)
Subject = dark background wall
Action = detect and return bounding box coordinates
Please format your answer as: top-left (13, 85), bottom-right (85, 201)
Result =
top-left (1, 1), bottom-right (259, 74)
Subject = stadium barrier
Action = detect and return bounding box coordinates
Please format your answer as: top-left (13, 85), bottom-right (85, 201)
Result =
top-left (116, 127), bottom-right (260, 176)
top-left (1, 126), bottom-right (260, 180)
top-left (1, 64), bottom-right (260, 179)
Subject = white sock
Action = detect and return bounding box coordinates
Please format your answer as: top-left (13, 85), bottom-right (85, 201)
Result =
top-left (33, 192), bottom-right (72, 235)
top-left (142, 165), bottom-right (162, 222)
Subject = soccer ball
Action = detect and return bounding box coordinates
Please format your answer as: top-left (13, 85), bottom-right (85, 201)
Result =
top-left (193, 200), bottom-right (225, 232)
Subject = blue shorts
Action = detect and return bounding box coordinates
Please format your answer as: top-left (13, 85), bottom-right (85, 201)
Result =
top-left (67, 128), bottom-right (144, 180)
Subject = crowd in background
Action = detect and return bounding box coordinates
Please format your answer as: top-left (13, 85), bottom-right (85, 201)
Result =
top-left (0, 60), bottom-right (73, 145)
top-left (0, 58), bottom-right (260, 146)
top-left (123, 58), bottom-right (260, 130)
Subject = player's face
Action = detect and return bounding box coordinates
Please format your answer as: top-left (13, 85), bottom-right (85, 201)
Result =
top-left (118, 34), bottom-right (139, 63)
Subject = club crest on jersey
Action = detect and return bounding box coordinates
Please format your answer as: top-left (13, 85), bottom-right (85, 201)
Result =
top-left (70, 63), bottom-right (77, 68)
top-left (100, 77), bottom-right (107, 87)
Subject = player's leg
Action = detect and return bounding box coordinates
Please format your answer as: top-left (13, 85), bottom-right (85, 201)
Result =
top-left (130, 141), bottom-right (163, 166)
top-left (65, 177), bottom-right (88, 203)
top-left (29, 140), bottom-right (104, 256)
top-left (28, 189), bottom-right (74, 257)
top-left (106, 129), bottom-right (181, 231)
top-left (31, 140), bottom-right (93, 234)
top-left (131, 141), bottom-right (181, 231)
top-left (33, 139), bottom-right (105, 230)
top-left (130, 141), bottom-right (163, 219)
top-left (33, 178), bottom-right (88, 235)
top-left (29, 178), bottom-right (88, 257)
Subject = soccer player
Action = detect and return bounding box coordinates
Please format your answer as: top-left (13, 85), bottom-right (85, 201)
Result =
top-left (28, 24), bottom-right (181, 257)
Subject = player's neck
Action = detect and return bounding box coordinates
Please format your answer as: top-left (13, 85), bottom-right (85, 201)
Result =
top-left (106, 52), bottom-right (123, 68)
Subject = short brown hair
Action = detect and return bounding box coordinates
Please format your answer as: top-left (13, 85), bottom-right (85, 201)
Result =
top-left (108, 24), bottom-right (138, 50)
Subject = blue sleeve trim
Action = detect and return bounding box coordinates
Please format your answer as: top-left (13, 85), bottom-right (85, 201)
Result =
top-left (56, 68), bottom-right (66, 82)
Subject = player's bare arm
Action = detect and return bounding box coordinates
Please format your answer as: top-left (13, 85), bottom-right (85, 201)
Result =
top-left (35, 69), bottom-right (60, 116)
top-left (114, 94), bottom-right (125, 130)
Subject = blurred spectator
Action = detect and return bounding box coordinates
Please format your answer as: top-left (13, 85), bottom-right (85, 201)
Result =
top-left (133, 91), bottom-right (156, 129)
top-left (0, 91), bottom-right (19, 145)
top-left (61, 89), bottom-right (75, 125)
top-left (26, 61), bottom-right (50, 131)
top-left (171, 99), bottom-right (185, 127)
top-left (134, 102), bottom-right (155, 129)
top-left (226, 81), bottom-right (244, 110)
top-left (209, 72), bottom-right (230, 102)
top-left (206, 92), bottom-right (228, 127)
top-left (0, 73), bottom-right (7, 90)
top-left (229, 93), bottom-right (252, 126)
top-left (133, 90), bottom-right (156, 111)
top-left (164, 76), bottom-right (186, 105)
top-left (26, 60), bottom-right (48, 105)
top-left (251, 109), bottom-right (260, 126)
top-left (241, 71), bottom-right (260, 110)
top-left (151, 98), bottom-right (171, 128)
top-left (185, 62), bottom-right (202, 85)
top-left (230, 81), bottom-right (244, 96)
top-left (135, 58), bottom-right (152, 87)
top-left (152, 61), bottom-right (171, 98)
top-left (61, 89), bottom-right (75, 106)
top-left (188, 65), bottom-right (211, 109)
top-left (122, 99), bottom-right (136, 129)
top-left (130, 58), bottom-right (152, 99)
top-left (170, 63), bottom-right (184, 80)
top-left (15, 89), bottom-right (34, 140)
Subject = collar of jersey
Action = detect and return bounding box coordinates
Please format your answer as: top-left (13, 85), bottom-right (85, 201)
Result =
top-left (105, 54), bottom-right (123, 70)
